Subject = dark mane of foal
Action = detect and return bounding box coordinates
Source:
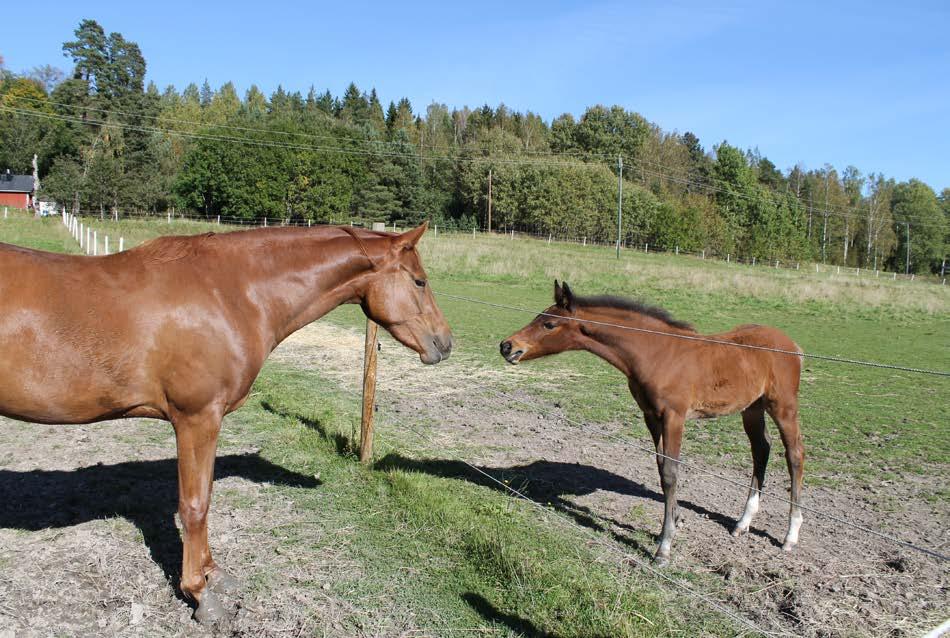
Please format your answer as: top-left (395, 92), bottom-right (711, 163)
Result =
top-left (573, 295), bottom-right (695, 332)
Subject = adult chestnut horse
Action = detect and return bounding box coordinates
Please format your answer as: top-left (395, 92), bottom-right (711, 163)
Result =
top-left (0, 222), bottom-right (452, 622)
top-left (500, 281), bottom-right (804, 566)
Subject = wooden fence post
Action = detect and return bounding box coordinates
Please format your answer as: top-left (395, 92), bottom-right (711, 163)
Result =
top-left (360, 318), bottom-right (379, 464)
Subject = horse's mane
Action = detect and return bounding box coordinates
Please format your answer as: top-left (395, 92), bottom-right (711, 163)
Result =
top-left (574, 294), bottom-right (695, 332)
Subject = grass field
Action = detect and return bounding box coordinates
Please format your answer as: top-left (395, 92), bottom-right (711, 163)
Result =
top-left (2, 213), bottom-right (947, 636)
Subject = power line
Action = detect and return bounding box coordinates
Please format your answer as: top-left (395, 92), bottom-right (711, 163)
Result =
top-left (3, 101), bottom-right (943, 231)
top-left (0, 105), bottom-right (601, 169)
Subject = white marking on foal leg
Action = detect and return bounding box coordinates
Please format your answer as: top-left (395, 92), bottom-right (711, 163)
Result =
top-left (732, 491), bottom-right (760, 536)
top-left (782, 508), bottom-right (803, 550)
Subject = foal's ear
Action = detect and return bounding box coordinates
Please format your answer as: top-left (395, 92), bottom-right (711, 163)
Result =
top-left (555, 280), bottom-right (575, 311)
top-left (394, 221), bottom-right (429, 251)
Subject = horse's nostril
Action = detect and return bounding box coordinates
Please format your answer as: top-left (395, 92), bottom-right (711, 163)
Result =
top-left (500, 341), bottom-right (512, 357)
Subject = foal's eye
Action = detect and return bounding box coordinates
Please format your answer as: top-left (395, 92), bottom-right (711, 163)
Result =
top-left (414, 279), bottom-right (426, 288)
top-left (543, 321), bottom-right (556, 330)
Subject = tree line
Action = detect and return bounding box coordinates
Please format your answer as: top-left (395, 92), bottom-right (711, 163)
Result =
top-left (1, 19), bottom-right (947, 273)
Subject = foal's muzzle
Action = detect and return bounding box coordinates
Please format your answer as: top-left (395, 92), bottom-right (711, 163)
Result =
top-left (499, 340), bottom-right (524, 364)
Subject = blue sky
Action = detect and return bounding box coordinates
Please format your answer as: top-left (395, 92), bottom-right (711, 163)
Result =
top-left (4, 1), bottom-right (948, 191)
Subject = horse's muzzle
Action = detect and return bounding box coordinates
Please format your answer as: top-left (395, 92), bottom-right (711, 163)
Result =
top-left (421, 333), bottom-right (453, 365)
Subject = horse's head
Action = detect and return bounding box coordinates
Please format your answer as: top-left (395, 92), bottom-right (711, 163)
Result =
top-left (500, 280), bottom-right (582, 364)
top-left (360, 222), bottom-right (453, 365)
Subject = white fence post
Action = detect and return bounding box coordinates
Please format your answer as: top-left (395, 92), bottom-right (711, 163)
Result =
top-left (104, 236), bottom-right (109, 255)
top-left (93, 231), bottom-right (97, 256)
top-left (79, 224), bottom-right (84, 249)
top-left (119, 237), bottom-right (124, 252)
top-left (701, 250), bottom-right (705, 260)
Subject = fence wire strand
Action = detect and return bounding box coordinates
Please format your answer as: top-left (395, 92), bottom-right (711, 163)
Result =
top-left (351, 390), bottom-right (786, 638)
top-left (433, 292), bottom-right (950, 378)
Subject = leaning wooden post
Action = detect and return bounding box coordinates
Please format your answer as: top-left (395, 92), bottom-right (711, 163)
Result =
top-left (360, 318), bottom-right (380, 464)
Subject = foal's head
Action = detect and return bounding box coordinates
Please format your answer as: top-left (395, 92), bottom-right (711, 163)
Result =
top-left (360, 222), bottom-right (453, 364)
top-left (500, 280), bottom-right (583, 364)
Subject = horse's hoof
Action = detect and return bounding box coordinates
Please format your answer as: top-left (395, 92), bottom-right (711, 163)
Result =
top-left (652, 554), bottom-right (670, 568)
top-left (731, 525), bottom-right (747, 538)
top-left (207, 568), bottom-right (243, 596)
top-left (781, 541), bottom-right (796, 552)
top-left (193, 591), bottom-right (226, 625)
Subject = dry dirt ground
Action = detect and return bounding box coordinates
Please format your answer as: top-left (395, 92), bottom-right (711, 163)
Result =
top-left (0, 320), bottom-right (946, 637)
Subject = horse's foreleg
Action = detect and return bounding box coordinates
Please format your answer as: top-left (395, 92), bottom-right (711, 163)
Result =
top-left (173, 409), bottom-right (226, 624)
top-left (733, 405), bottom-right (770, 537)
top-left (654, 411), bottom-right (684, 567)
top-left (769, 403), bottom-right (805, 551)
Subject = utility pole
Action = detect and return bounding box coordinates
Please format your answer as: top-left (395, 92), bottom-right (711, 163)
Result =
top-left (616, 156), bottom-right (623, 259)
top-left (487, 169), bottom-right (492, 233)
top-left (822, 171), bottom-right (829, 263)
top-left (904, 222), bottom-right (911, 275)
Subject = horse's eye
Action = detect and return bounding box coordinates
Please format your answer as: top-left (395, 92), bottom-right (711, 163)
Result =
top-left (543, 321), bottom-right (556, 330)
top-left (414, 279), bottom-right (426, 288)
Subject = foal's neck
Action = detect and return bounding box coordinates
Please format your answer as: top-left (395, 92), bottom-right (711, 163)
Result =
top-left (578, 307), bottom-right (687, 380)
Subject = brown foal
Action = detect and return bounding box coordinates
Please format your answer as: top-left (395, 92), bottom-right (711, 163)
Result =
top-left (500, 281), bottom-right (804, 566)
top-left (0, 222), bottom-right (452, 622)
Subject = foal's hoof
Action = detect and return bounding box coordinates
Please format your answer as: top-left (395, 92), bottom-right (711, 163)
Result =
top-left (731, 524), bottom-right (748, 538)
top-left (207, 568), bottom-right (243, 596)
top-left (652, 554), bottom-right (670, 568)
top-left (193, 591), bottom-right (226, 625)
top-left (781, 541), bottom-right (797, 552)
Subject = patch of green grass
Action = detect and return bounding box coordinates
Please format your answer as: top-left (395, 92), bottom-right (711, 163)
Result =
top-left (0, 212), bottom-right (80, 253)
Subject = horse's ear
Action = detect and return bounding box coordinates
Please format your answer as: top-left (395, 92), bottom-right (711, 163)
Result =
top-left (561, 281), bottom-right (575, 311)
top-left (394, 221), bottom-right (428, 251)
top-left (554, 279), bottom-right (563, 305)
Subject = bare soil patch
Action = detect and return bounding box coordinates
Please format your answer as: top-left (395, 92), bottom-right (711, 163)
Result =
top-left (274, 321), bottom-right (950, 638)
top-left (0, 413), bottom-right (413, 636)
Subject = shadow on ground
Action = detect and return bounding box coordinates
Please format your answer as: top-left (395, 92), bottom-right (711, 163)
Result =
top-left (262, 400), bottom-right (354, 457)
top-left (0, 453), bottom-right (320, 589)
top-left (375, 453), bottom-right (780, 554)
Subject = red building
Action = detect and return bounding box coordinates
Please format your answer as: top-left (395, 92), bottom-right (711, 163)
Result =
top-left (0, 170), bottom-right (35, 209)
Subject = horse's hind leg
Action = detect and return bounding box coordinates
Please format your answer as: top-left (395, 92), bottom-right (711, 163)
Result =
top-left (653, 411), bottom-right (685, 567)
top-left (733, 403), bottom-right (770, 537)
top-left (766, 400), bottom-right (805, 551)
